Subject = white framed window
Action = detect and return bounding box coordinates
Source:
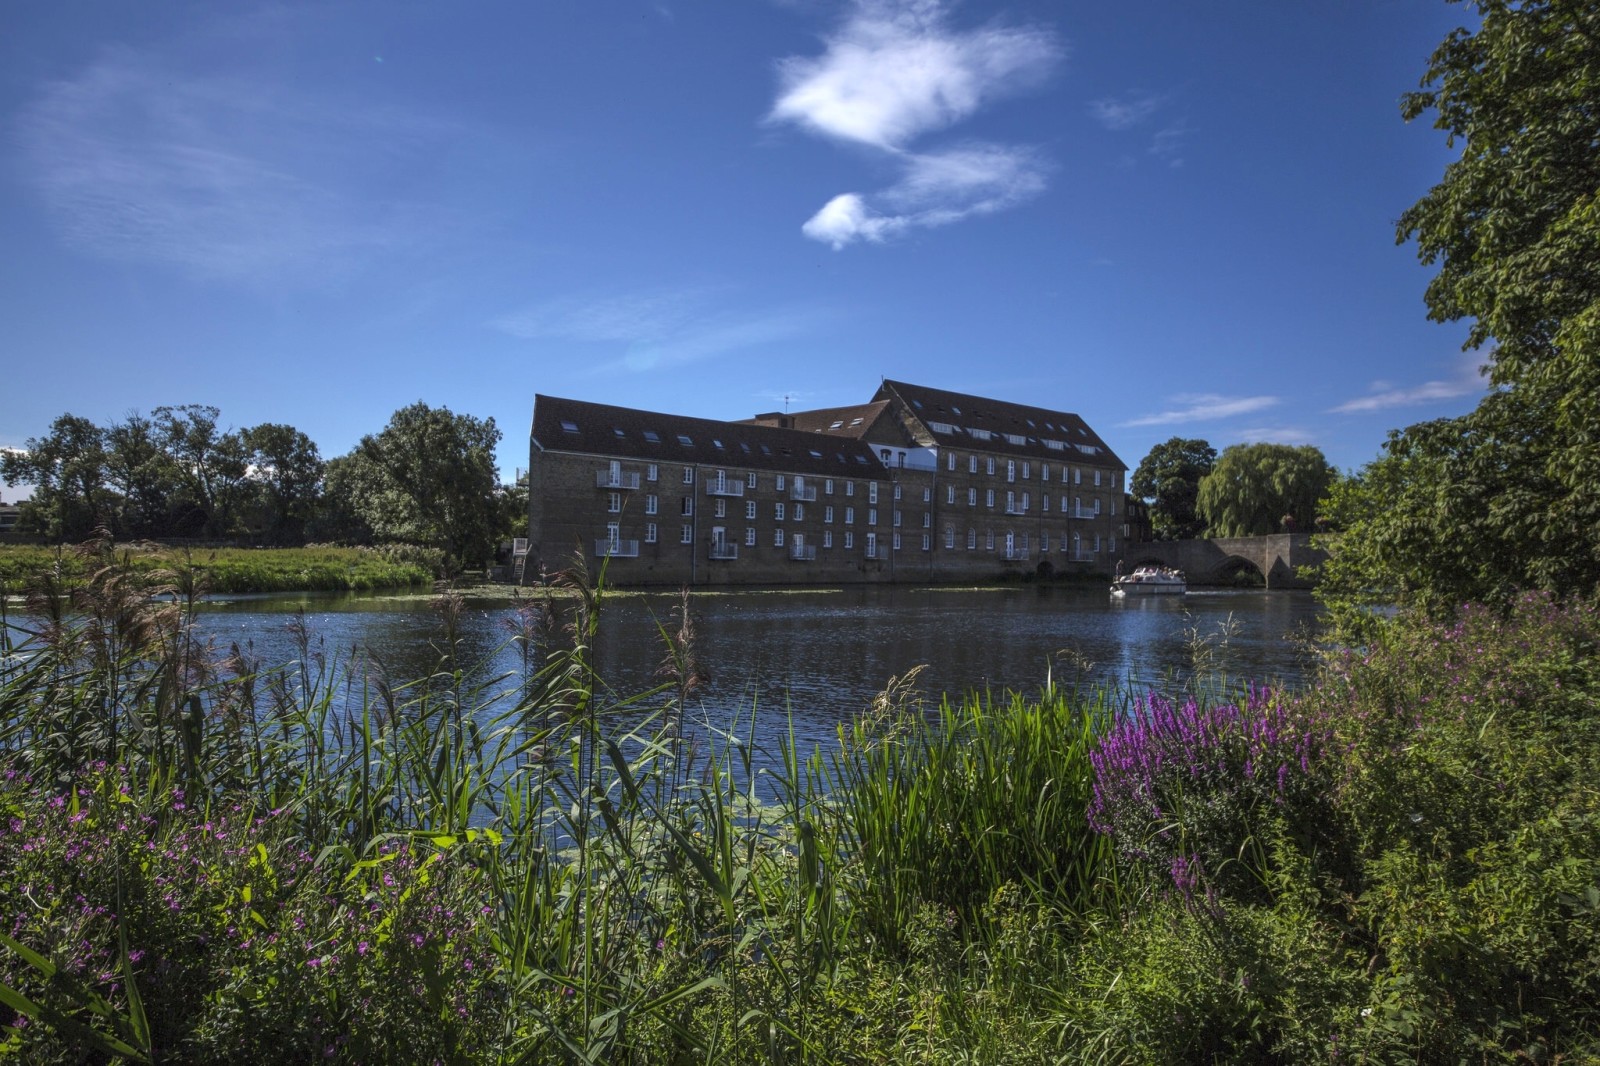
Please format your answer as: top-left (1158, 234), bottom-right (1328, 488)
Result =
top-left (774, 528), bottom-right (785, 547)
top-left (745, 527), bottom-right (756, 546)
top-left (1074, 495), bottom-right (1082, 515)
top-left (921, 533), bottom-right (930, 551)
top-left (922, 487), bottom-right (930, 502)
top-left (866, 532), bottom-right (878, 557)
top-left (715, 499), bottom-right (726, 518)
top-left (1042, 494), bottom-right (1050, 512)
top-left (1094, 534), bottom-right (1102, 551)
top-left (795, 503), bottom-right (805, 521)
top-left (1074, 467), bottom-right (1082, 485)
top-left (986, 489), bottom-right (995, 508)
top-left (867, 508), bottom-right (877, 525)
top-left (1007, 460), bottom-right (1016, 483)
top-left (947, 484), bottom-right (956, 504)
top-left (825, 505), bottom-right (835, 523)
top-left (1040, 532), bottom-right (1049, 552)
top-left (986, 458), bottom-right (996, 475)
top-left (645, 522), bottom-right (658, 544)
top-left (776, 474), bottom-right (786, 491)
top-left (1110, 499), bottom-right (1116, 516)
top-left (922, 511), bottom-right (930, 528)
top-left (893, 531), bottom-right (902, 551)
top-left (1041, 464), bottom-right (1050, 482)
top-left (892, 511), bottom-right (902, 527)
top-left (775, 502), bottom-right (785, 521)
top-left (1095, 470), bottom-right (1102, 487)
top-left (645, 494), bottom-right (659, 515)
top-left (1094, 498), bottom-right (1102, 516)
top-left (967, 528), bottom-right (976, 550)
top-left (969, 456), bottom-right (977, 474)
top-left (608, 492), bottom-right (622, 513)
top-left (683, 467), bottom-right (695, 484)
top-left (986, 530), bottom-right (995, 551)
top-left (824, 530), bottom-right (834, 548)
top-left (967, 488), bottom-right (977, 506)
top-left (1022, 492), bottom-right (1030, 512)
top-left (747, 472), bottom-right (757, 488)
top-left (825, 479), bottom-right (834, 495)
top-left (1109, 535), bottom-right (1117, 553)
top-left (647, 463), bottom-right (659, 482)
top-left (844, 531), bottom-right (854, 549)
top-left (892, 483), bottom-right (901, 501)
top-left (869, 482), bottom-right (879, 504)
top-left (846, 482), bottom-right (855, 497)
top-left (944, 526), bottom-right (956, 549)
top-left (947, 453), bottom-right (956, 471)
top-left (681, 497), bottom-right (694, 516)
top-left (1022, 462), bottom-right (1030, 480)
top-left (746, 500), bottom-right (757, 520)
top-left (1006, 490), bottom-right (1015, 512)
top-left (680, 524), bottom-right (693, 543)
top-left (845, 506), bottom-right (855, 524)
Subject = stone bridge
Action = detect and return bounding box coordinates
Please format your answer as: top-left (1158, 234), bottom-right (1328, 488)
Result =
top-left (1122, 533), bottom-right (1326, 589)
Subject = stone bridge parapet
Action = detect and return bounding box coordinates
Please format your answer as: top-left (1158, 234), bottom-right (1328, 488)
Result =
top-left (1122, 533), bottom-right (1325, 589)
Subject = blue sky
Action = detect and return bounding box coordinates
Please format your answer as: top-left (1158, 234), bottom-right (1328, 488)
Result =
top-left (2, 0), bottom-right (1484, 491)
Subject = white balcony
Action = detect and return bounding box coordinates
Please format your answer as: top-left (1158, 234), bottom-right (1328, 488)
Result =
top-left (789, 484), bottom-right (818, 502)
top-left (788, 544), bottom-right (817, 561)
top-left (709, 542), bottom-right (739, 560)
top-left (1004, 504), bottom-right (1029, 516)
top-left (1003, 549), bottom-right (1031, 561)
top-left (1073, 507), bottom-right (1100, 519)
top-left (595, 538), bottom-right (640, 558)
top-left (596, 470), bottom-right (641, 490)
top-left (705, 479), bottom-right (745, 497)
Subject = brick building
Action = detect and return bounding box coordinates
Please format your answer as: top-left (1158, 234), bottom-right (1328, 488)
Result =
top-left (524, 379), bottom-right (1126, 586)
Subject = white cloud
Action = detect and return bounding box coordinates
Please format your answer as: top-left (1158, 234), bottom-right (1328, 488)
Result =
top-left (491, 288), bottom-right (817, 373)
top-left (1088, 92), bottom-right (1159, 131)
top-left (772, 0), bottom-right (1059, 248)
top-left (1230, 426), bottom-right (1316, 446)
top-left (1121, 394), bottom-right (1280, 428)
top-left (1330, 355), bottom-right (1487, 413)
top-left (16, 41), bottom-right (469, 285)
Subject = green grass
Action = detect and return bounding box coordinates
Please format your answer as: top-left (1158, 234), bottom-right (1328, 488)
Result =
top-left (0, 542), bottom-right (435, 593)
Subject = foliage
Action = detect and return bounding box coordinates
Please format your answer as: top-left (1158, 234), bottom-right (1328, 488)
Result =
top-left (1195, 442), bottom-right (1334, 538)
top-left (337, 402), bottom-right (504, 572)
top-left (0, 414), bottom-right (113, 541)
top-left (1130, 437), bottom-right (1216, 540)
top-left (0, 543), bottom-right (432, 593)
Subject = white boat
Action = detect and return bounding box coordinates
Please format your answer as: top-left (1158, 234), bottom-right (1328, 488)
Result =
top-left (1111, 566), bottom-right (1186, 596)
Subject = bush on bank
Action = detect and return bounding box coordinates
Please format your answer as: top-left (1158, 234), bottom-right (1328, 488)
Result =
top-left (0, 547), bottom-right (1596, 1063)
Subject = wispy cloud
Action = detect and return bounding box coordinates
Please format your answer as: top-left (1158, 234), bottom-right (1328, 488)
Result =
top-left (1230, 426), bottom-right (1316, 446)
top-left (772, 0), bottom-right (1060, 248)
top-left (491, 288), bottom-right (817, 373)
top-left (1088, 91), bottom-right (1159, 131)
top-left (1330, 354), bottom-right (1487, 413)
top-left (1121, 393), bottom-right (1280, 428)
top-left (16, 39), bottom-right (470, 285)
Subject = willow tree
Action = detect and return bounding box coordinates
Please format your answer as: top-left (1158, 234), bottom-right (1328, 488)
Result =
top-left (1196, 443), bottom-right (1334, 539)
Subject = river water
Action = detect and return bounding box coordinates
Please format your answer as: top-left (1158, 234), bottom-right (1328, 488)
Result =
top-left (194, 585), bottom-right (1324, 764)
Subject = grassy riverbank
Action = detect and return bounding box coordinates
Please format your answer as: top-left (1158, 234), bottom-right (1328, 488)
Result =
top-left (0, 542), bottom-right (437, 594)
top-left (1, 555), bottom-right (1596, 1063)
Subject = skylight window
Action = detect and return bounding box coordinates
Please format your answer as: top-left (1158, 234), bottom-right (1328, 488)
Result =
top-left (712, 439), bottom-right (725, 449)
top-left (677, 434), bottom-right (693, 447)
top-left (829, 420), bottom-right (844, 430)
top-left (849, 417), bottom-right (863, 427)
top-left (560, 420), bottom-right (580, 434)
top-left (642, 430), bottom-right (661, 443)
top-left (613, 427), bottom-right (626, 437)
top-left (809, 449), bottom-right (822, 458)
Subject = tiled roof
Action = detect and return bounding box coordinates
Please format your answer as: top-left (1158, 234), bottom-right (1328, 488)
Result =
top-left (875, 380), bottom-right (1126, 469)
top-left (532, 395), bottom-right (888, 476)
top-left (737, 401), bottom-right (894, 438)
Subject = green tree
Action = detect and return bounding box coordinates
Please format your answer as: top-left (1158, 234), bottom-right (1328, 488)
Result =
top-left (1196, 443), bottom-right (1334, 538)
top-left (0, 414), bottom-right (111, 540)
top-left (1320, 0), bottom-right (1600, 621)
top-left (105, 411), bottom-right (179, 538)
top-left (241, 423), bottom-right (324, 545)
top-left (347, 402), bottom-right (503, 571)
top-left (1130, 437), bottom-right (1216, 540)
top-left (153, 405), bottom-right (251, 537)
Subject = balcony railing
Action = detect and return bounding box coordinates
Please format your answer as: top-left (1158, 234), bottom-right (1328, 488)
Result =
top-left (863, 548), bottom-right (879, 560)
top-left (1070, 550), bottom-right (1097, 562)
top-left (788, 544), bottom-right (817, 561)
top-left (595, 538), bottom-right (640, 558)
top-left (1004, 504), bottom-right (1028, 516)
top-left (789, 484), bottom-right (818, 502)
top-left (596, 470), bottom-right (641, 490)
top-left (1003, 549), bottom-right (1031, 561)
top-left (709, 542), bottom-right (739, 560)
top-left (705, 479), bottom-right (745, 497)
top-left (1072, 506), bottom-right (1101, 520)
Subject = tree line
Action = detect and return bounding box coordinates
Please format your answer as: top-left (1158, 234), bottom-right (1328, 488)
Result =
top-left (1, 401), bottom-right (523, 572)
top-left (1131, 437), bottom-right (1334, 541)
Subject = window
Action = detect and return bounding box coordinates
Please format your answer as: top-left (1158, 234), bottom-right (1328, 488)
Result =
top-left (1095, 470), bottom-right (1102, 487)
top-left (1041, 494), bottom-right (1049, 513)
top-left (795, 503), bottom-right (805, 521)
top-left (647, 463), bottom-right (658, 482)
top-left (683, 467), bottom-right (695, 484)
top-left (986, 530), bottom-right (995, 551)
top-left (645, 523), bottom-right (658, 544)
top-left (560, 419), bottom-right (579, 434)
top-left (922, 487), bottom-right (930, 502)
top-left (867, 508), bottom-right (877, 525)
top-left (747, 472), bottom-right (757, 488)
top-left (681, 497), bottom-right (694, 516)
top-left (746, 500), bottom-right (757, 520)
top-left (645, 494), bottom-right (658, 515)
top-left (893, 511), bottom-right (902, 527)
top-left (967, 488), bottom-right (977, 506)
top-left (846, 482), bottom-right (855, 497)
top-left (967, 528), bottom-right (976, 550)
top-left (1094, 534), bottom-right (1102, 551)
top-left (823, 531), bottom-right (833, 548)
top-left (825, 478), bottom-right (834, 495)
top-left (1006, 490), bottom-right (1015, 512)
top-left (868, 482), bottom-right (878, 504)
top-left (986, 489), bottom-right (995, 508)
top-left (844, 532), bottom-right (854, 549)
top-left (680, 525), bottom-right (693, 543)
top-left (745, 527), bottom-right (757, 546)
top-left (944, 526), bottom-right (956, 549)
top-left (1022, 492), bottom-right (1030, 512)
top-left (922, 511), bottom-right (930, 528)
top-left (969, 456), bottom-right (978, 474)
top-left (947, 453), bottom-right (956, 471)
top-left (866, 532), bottom-right (878, 557)
top-left (1074, 496), bottom-right (1082, 515)
top-left (774, 528), bottom-right (785, 547)
top-left (825, 506), bottom-right (834, 523)
top-left (608, 492), bottom-right (621, 513)
top-left (1094, 498), bottom-right (1102, 516)
top-left (643, 430), bottom-right (660, 444)
top-left (775, 502), bottom-right (785, 521)
top-left (1007, 460), bottom-right (1016, 483)
top-left (1041, 464), bottom-right (1050, 482)
top-left (776, 474), bottom-right (786, 491)
top-left (1109, 499), bottom-right (1116, 516)
top-left (1040, 531), bottom-right (1048, 552)
top-left (1074, 467), bottom-right (1082, 485)
top-left (986, 458), bottom-right (996, 475)
top-left (1109, 535), bottom-right (1117, 553)
top-left (892, 483), bottom-right (901, 501)
top-left (893, 531), bottom-right (902, 551)
top-left (947, 484), bottom-right (955, 504)
top-left (715, 499), bottom-right (726, 518)
top-left (845, 506), bottom-right (855, 524)
top-left (1022, 461), bottom-right (1030, 480)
